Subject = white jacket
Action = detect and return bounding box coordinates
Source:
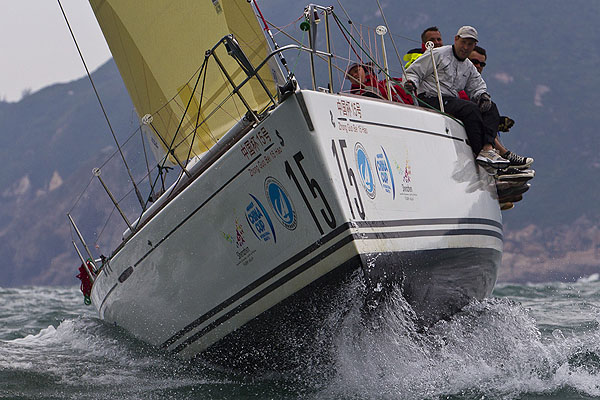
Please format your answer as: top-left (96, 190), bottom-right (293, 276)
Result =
top-left (405, 45), bottom-right (487, 101)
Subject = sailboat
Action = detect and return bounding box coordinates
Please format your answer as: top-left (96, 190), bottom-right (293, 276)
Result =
top-left (71, 0), bottom-right (503, 366)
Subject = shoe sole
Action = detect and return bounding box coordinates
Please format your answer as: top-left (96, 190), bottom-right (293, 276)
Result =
top-left (497, 169), bottom-right (535, 181)
top-left (476, 159), bottom-right (510, 169)
top-left (500, 202), bottom-right (514, 211)
top-left (495, 179), bottom-right (529, 188)
top-left (508, 159), bottom-right (534, 169)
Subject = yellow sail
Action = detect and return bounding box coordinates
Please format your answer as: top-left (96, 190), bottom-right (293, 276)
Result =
top-left (89, 0), bottom-right (280, 162)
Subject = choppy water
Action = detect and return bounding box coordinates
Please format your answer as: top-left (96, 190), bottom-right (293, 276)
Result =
top-left (1, 275), bottom-right (600, 399)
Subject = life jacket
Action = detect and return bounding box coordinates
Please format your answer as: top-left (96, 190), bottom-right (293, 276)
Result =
top-left (350, 74), bottom-right (387, 99)
top-left (403, 45), bottom-right (425, 68)
top-left (386, 77), bottom-right (415, 105)
top-left (351, 74), bottom-right (414, 105)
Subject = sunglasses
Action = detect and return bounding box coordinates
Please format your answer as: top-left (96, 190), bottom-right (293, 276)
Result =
top-left (471, 59), bottom-right (486, 67)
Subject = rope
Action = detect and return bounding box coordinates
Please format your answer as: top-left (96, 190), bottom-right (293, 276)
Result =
top-left (374, 0), bottom-right (408, 82)
top-left (140, 126), bottom-right (153, 191)
top-left (330, 11), bottom-right (461, 124)
top-left (68, 175), bottom-right (94, 214)
top-left (94, 206), bottom-right (116, 249)
top-left (57, 0), bottom-right (145, 210)
top-left (332, 13), bottom-right (363, 62)
top-left (168, 58), bottom-right (210, 200)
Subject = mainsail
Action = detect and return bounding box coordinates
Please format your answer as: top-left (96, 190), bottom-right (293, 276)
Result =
top-left (89, 0), bottom-right (280, 161)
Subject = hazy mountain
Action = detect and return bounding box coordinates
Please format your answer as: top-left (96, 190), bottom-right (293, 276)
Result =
top-left (0, 0), bottom-right (598, 286)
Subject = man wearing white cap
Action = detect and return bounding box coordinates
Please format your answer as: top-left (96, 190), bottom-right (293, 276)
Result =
top-left (404, 26), bottom-right (509, 170)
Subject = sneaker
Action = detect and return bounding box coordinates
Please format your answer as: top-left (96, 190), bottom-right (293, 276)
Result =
top-left (500, 202), bottom-right (514, 211)
top-left (497, 167), bottom-right (535, 182)
top-left (501, 150), bottom-right (534, 169)
top-left (499, 193), bottom-right (523, 204)
top-left (476, 149), bottom-right (510, 169)
top-left (495, 181), bottom-right (512, 193)
top-left (498, 183), bottom-right (530, 199)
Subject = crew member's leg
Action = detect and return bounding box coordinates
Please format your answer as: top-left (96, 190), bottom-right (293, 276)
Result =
top-left (481, 101), bottom-right (500, 147)
top-left (418, 95), bottom-right (508, 169)
top-left (418, 96), bottom-right (489, 154)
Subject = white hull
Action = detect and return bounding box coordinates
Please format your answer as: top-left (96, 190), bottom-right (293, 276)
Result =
top-left (91, 90), bottom-right (502, 360)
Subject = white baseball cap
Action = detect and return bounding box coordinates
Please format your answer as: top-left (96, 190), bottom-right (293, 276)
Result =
top-left (456, 26), bottom-right (478, 41)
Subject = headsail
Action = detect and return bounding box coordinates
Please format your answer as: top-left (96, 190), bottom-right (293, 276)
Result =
top-left (89, 0), bottom-right (281, 162)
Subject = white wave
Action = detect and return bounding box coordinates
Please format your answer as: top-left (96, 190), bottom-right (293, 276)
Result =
top-left (9, 324), bottom-right (58, 344)
top-left (577, 273), bottom-right (600, 283)
top-left (316, 283), bottom-right (600, 400)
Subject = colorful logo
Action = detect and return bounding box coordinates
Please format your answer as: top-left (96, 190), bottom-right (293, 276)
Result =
top-left (264, 177), bottom-right (297, 230)
top-left (245, 194), bottom-right (276, 243)
top-left (354, 142), bottom-right (376, 199)
top-left (375, 146), bottom-right (395, 199)
top-left (394, 151), bottom-right (417, 200)
top-left (403, 158), bottom-right (412, 183)
top-left (235, 219), bottom-right (245, 248)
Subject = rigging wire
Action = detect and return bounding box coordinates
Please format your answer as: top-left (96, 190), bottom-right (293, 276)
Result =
top-left (68, 175), bottom-right (94, 214)
top-left (252, 0), bottom-right (291, 76)
top-left (374, 0), bottom-right (409, 82)
top-left (140, 127), bottom-right (154, 193)
top-left (166, 58), bottom-right (210, 202)
top-left (330, 11), bottom-right (461, 123)
top-left (94, 207), bottom-right (116, 249)
top-left (57, 0), bottom-right (145, 210)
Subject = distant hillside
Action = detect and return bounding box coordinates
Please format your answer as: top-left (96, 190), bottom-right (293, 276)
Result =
top-left (0, 0), bottom-right (598, 286)
top-left (0, 61), bottom-right (140, 285)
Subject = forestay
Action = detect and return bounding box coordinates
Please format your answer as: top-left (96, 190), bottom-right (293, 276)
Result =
top-left (89, 0), bottom-right (281, 161)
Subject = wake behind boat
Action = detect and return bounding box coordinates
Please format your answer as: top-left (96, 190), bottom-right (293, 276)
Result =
top-left (70, 1), bottom-right (503, 367)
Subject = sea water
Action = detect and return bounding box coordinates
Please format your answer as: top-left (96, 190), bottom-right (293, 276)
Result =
top-left (1, 276), bottom-right (599, 400)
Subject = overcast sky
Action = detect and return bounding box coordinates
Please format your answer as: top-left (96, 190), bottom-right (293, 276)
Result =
top-left (1, 1), bottom-right (112, 102)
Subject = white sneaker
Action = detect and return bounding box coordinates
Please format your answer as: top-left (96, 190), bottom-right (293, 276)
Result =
top-left (476, 149), bottom-right (510, 169)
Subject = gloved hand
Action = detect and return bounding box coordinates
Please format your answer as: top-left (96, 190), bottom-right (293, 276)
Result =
top-left (498, 116), bottom-right (515, 132)
top-left (404, 80), bottom-right (417, 95)
top-left (478, 93), bottom-right (492, 112)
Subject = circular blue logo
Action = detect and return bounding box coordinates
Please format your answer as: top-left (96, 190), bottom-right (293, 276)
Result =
top-left (354, 142), bottom-right (376, 199)
top-left (264, 177), bottom-right (297, 230)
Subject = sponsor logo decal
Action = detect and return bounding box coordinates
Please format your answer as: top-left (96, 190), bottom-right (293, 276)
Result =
top-left (403, 158), bottom-right (412, 184)
top-left (375, 146), bottom-right (395, 199)
top-left (264, 177), bottom-right (297, 230)
top-left (354, 142), bottom-right (376, 199)
top-left (394, 151), bottom-right (418, 201)
top-left (245, 194), bottom-right (276, 243)
top-left (222, 218), bottom-right (255, 266)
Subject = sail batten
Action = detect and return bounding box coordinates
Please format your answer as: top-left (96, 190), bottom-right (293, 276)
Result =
top-left (89, 0), bottom-right (280, 161)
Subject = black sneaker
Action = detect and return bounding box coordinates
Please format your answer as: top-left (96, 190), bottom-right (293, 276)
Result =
top-left (497, 183), bottom-right (530, 199)
top-left (497, 167), bottom-right (535, 182)
top-left (499, 193), bottom-right (523, 204)
top-left (501, 150), bottom-right (534, 169)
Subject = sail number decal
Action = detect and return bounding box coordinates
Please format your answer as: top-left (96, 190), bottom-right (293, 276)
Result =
top-left (285, 151), bottom-right (336, 234)
top-left (332, 139), bottom-right (365, 220)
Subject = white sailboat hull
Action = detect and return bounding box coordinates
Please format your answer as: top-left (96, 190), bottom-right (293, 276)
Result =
top-left (91, 90), bottom-right (502, 361)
